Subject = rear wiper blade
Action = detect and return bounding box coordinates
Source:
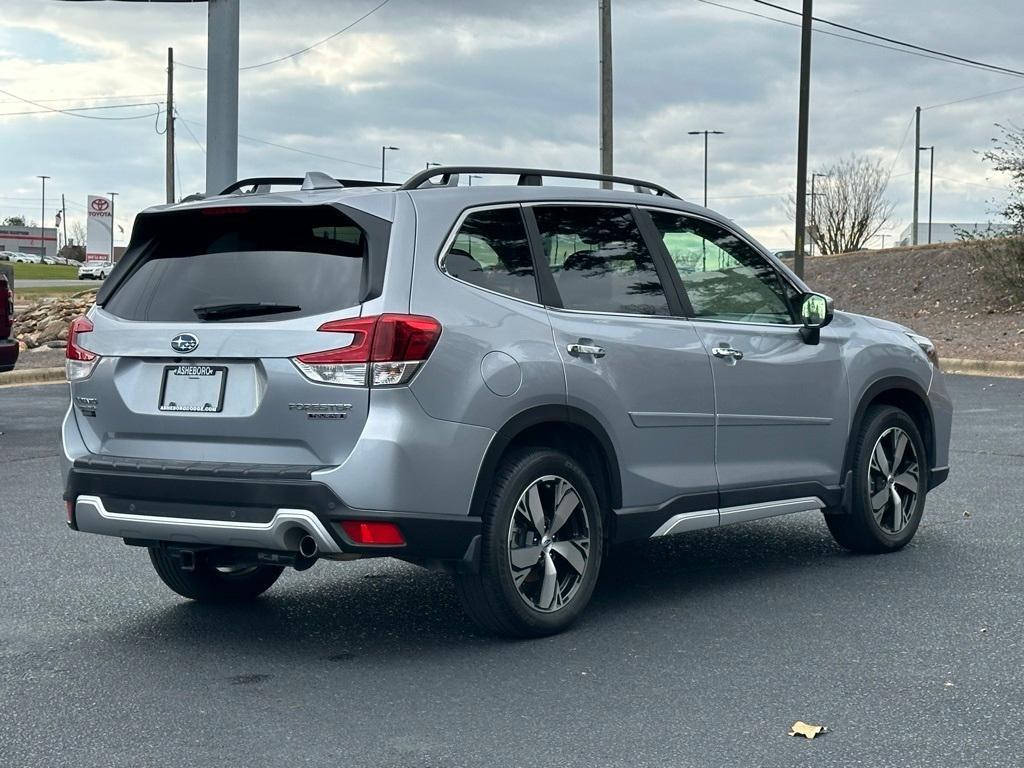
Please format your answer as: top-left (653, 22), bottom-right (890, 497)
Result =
top-left (193, 302), bottom-right (302, 320)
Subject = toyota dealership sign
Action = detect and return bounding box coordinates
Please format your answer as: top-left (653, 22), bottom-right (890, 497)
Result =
top-left (86, 195), bottom-right (112, 262)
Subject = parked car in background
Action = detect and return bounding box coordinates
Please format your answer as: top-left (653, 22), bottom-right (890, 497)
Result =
top-left (10, 253), bottom-right (40, 263)
top-left (0, 271), bottom-right (17, 373)
top-left (78, 262), bottom-right (113, 280)
top-left (0, 251), bottom-right (13, 261)
top-left (61, 166), bottom-right (952, 637)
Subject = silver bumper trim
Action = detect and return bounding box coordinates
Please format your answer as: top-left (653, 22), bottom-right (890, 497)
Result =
top-left (73, 494), bottom-right (342, 553)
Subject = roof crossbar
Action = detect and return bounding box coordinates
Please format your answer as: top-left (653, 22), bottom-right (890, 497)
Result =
top-left (399, 166), bottom-right (680, 199)
top-left (220, 175), bottom-right (399, 195)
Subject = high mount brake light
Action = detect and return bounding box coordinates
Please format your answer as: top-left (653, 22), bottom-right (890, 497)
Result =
top-left (292, 314), bottom-right (441, 387)
top-left (66, 316), bottom-right (99, 382)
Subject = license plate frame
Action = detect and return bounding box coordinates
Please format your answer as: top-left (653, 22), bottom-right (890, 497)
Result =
top-left (159, 364), bottom-right (228, 413)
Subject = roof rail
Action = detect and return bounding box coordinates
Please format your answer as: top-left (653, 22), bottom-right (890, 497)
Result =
top-left (220, 175), bottom-right (399, 195)
top-left (398, 166), bottom-right (680, 199)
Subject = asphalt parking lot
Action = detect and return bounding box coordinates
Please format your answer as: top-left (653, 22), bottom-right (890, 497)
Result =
top-left (1, 375), bottom-right (1021, 768)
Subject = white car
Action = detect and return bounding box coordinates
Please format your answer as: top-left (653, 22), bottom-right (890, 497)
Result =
top-left (11, 253), bottom-right (41, 263)
top-left (78, 262), bottom-right (113, 280)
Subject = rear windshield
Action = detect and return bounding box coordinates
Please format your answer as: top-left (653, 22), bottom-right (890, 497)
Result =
top-left (103, 205), bottom-right (385, 322)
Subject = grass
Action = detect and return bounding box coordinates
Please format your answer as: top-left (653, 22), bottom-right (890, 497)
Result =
top-left (7, 262), bottom-right (79, 280)
top-left (13, 285), bottom-right (92, 299)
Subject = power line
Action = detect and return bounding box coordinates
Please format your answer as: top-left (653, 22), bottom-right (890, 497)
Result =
top-left (178, 0), bottom-right (393, 72)
top-left (174, 108), bottom-right (207, 156)
top-left (750, 0), bottom-right (1024, 79)
top-left (0, 92), bottom-right (164, 106)
top-left (695, 1), bottom-right (1024, 79)
top-left (923, 84), bottom-right (1024, 111)
top-left (0, 100), bottom-right (164, 118)
top-left (0, 89), bottom-right (162, 120)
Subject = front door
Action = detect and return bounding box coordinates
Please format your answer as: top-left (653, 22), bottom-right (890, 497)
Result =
top-left (643, 208), bottom-right (850, 508)
top-left (527, 203), bottom-right (718, 530)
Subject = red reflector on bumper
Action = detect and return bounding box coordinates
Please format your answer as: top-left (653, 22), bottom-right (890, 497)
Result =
top-left (339, 520), bottom-right (405, 546)
top-left (66, 500), bottom-right (75, 527)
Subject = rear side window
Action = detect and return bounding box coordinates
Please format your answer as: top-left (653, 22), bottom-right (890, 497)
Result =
top-left (443, 207), bottom-right (538, 302)
top-left (534, 205), bottom-right (670, 316)
top-left (103, 205), bottom-right (383, 322)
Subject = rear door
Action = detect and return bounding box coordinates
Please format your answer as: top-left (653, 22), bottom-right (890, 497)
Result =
top-left (527, 203), bottom-right (718, 523)
top-left (644, 208), bottom-right (850, 506)
top-left (73, 202), bottom-right (392, 466)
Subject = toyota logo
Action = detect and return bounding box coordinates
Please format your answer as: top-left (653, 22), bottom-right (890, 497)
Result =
top-left (90, 198), bottom-right (110, 212)
top-left (170, 333), bottom-right (199, 354)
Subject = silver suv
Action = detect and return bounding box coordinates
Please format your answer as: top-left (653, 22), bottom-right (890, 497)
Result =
top-left (61, 167), bottom-right (952, 637)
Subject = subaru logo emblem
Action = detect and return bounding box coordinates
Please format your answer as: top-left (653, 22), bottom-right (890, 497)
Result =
top-left (170, 333), bottom-right (199, 354)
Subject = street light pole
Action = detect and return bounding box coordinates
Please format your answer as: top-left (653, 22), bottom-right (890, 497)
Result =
top-left (37, 175), bottom-right (49, 261)
top-left (919, 145), bottom-right (935, 244)
top-left (381, 146), bottom-right (400, 183)
top-left (107, 192), bottom-right (118, 262)
top-left (206, 0), bottom-right (239, 195)
top-left (912, 106), bottom-right (921, 245)
top-left (687, 130), bottom-right (724, 207)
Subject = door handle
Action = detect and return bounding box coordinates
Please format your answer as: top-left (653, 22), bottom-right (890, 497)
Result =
top-left (712, 346), bottom-right (744, 361)
top-left (567, 342), bottom-right (606, 358)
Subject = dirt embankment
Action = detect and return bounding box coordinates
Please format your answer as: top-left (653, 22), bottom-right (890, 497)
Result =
top-left (800, 242), bottom-right (1024, 362)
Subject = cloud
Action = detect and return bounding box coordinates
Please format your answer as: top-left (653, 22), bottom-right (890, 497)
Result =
top-left (1, 0), bottom-right (1022, 249)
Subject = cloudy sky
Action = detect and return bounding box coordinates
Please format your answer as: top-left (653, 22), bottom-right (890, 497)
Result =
top-left (1, 0), bottom-right (1022, 250)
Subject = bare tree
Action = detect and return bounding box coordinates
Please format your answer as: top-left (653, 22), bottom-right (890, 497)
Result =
top-left (69, 220), bottom-right (87, 246)
top-left (956, 123), bottom-right (1024, 304)
top-left (794, 155), bottom-right (895, 255)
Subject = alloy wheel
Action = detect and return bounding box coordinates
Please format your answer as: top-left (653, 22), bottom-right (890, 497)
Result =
top-left (507, 475), bottom-right (591, 613)
top-left (867, 426), bottom-right (920, 534)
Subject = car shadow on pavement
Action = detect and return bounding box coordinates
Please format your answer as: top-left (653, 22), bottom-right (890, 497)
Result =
top-left (97, 513), bottom-right (947, 659)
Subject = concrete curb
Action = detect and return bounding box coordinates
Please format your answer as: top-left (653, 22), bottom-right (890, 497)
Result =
top-left (1, 358), bottom-right (1022, 389)
top-left (0, 366), bottom-right (66, 387)
top-left (942, 358), bottom-right (1024, 378)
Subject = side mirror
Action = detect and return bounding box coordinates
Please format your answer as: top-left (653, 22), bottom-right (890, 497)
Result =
top-left (798, 292), bottom-right (834, 345)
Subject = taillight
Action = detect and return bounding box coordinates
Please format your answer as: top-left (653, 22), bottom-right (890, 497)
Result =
top-left (293, 314), bottom-right (441, 387)
top-left (0, 274), bottom-right (11, 323)
top-left (66, 316), bottom-right (100, 382)
top-left (339, 520), bottom-right (406, 546)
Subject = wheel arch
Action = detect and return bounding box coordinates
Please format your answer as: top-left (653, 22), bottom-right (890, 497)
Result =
top-left (844, 376), bottom-right (936, 482)
top-left (469, 405), bottom-right (623, 520)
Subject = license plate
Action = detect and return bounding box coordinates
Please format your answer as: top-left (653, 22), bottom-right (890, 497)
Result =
top-left (159, 365), bottom-right (227, 413)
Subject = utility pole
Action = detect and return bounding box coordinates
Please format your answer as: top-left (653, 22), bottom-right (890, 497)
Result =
top-left (688, 130), bottom-right (724, 207)
top-left (381, 146), bottom-right (399, 183)
top-left (912, 105), bottom-right (921, 245)
top-left (206, 0), bottom-right (239, 195)
top-left (793, 0), bottom-right (813, 279)
top-left (919, 144), bottom-right (935, 244)
top-left (809, 172), bottom-right (828, 257)
top-left (880, 233), bottom-right (888, 249)
top-left (61, 194), bottom-right (68, 248)
top-left (599, 0), bottom-right (613, 187)
top-left (108, 192), bottom-right (118, 262)
top-left (166, 47), bottom-right (176, 204)
top-left (37, 175), bottom-right (49, 261)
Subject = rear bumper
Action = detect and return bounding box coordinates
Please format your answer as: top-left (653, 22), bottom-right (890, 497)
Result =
top-left (0, 338), bottom-right (18, 373)
top-left (64, 461), bottom-right (481, 564)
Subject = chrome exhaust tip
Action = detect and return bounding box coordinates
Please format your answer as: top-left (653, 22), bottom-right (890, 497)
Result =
top-left (298, 535), bottom-right (319, 559)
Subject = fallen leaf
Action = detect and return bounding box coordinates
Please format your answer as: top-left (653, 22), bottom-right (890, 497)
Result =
top-left (980, 627), bottom-right (989, 634)
top-left (963, 510), bottom-right (972, 518)
top-left (789, 721), bottom-right (828, 739)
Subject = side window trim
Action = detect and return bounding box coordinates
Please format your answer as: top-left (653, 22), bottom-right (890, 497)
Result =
top-left (641, 206), bottom-right (801, 325)
top-left (524, 202), bottom-right (683, 318)
top-left (436, 203), bottom-right (543, 306)
top-left (633, 207), bottom-right (691, 317)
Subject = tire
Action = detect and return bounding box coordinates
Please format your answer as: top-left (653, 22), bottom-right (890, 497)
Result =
top-left (454, 448), bottom-right (604, 637)
top-left (825, 405), bottom-right (928, 553)
top-left (148, 547), bottom-right (284, 602)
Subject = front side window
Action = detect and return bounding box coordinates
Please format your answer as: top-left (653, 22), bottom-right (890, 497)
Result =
top-left (647, 210), bottom-right (796, 324)
top-left (443, 207), bottom-right (538, 302)
top-left (534, 205), bottom-right (670, 316)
